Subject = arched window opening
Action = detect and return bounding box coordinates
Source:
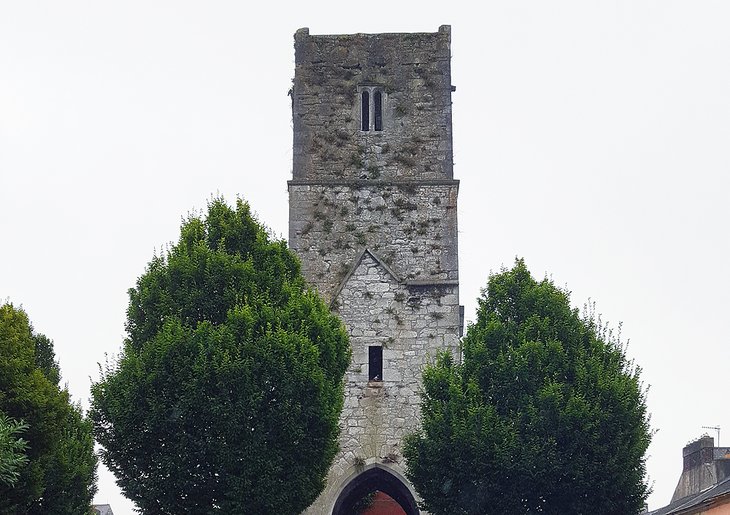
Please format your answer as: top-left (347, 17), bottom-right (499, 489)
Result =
top-left (361, 91), bottom-right (370, 131)
top-left (332, 466), bottom-right (419, 515)
top-left (358, 86), bottom-right (385, 132)
top-left (374, 91), bottom-right (383, 131)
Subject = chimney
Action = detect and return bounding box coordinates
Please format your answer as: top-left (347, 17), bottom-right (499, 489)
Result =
top-left (671, 435), bottom-right (730, 502)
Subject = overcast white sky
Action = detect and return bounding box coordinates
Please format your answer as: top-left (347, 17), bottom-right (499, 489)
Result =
top-left (1, 1), bottom-right (729, 513)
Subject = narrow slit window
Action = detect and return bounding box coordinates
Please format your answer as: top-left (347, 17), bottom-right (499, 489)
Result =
top-left (374, 91), bottom-right (383, 131)
top-left (361, 91), bottom-right (370, 131)
top-left (368, 346), bottom-right (383, 381)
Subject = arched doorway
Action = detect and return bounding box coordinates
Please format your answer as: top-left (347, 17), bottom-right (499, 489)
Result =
top-left (332, 466), bottom-right (419, 515)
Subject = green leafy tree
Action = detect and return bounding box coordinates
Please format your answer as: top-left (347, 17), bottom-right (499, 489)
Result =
top-left (0, 303), bottom-right (97, 514)
top-left (41, 403), bottom-right (98, 514)
top-left (404, 259), bottom-right (651, 515)
top-left (91, 198), bottom-right (350, 514)
top-left (32, 333), bottom-right (61, 387)
top-left (0, 412), bottom-right (28, 487)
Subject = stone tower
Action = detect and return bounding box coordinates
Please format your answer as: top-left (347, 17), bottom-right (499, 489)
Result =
top-left (288, 26), bottom-right (461, 514)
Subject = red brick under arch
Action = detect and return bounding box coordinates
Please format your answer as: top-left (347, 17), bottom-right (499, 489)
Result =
top-left (360, 491), bottom-right (407, 515)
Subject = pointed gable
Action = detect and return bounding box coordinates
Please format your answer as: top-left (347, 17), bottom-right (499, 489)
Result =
top-left (331, 248), bottom-right (401, 308)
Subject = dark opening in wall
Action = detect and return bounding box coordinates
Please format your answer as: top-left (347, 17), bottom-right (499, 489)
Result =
top-left (369, 346), bottom-right (383, 381)
top-left (359, 86), bottom-right (385, 132)
top-left (361, 91), bottom-right (370, 131)
top-left (374, 91), bottom-right (383, 131)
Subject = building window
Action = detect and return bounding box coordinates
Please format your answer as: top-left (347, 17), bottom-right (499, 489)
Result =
top-left (373, 91), bottom-right (383, 131)
top-left (368, 346), bottom-right (383, 381)
top-left (361, 91), bottom-right (370, 131)
top-left (359, 86), bottom-right (385, 132)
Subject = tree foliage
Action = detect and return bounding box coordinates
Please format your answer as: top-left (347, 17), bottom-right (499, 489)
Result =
top-left (0, 412), bottom-right (28, 487)
top-left (403, 259), bottom-right (651, 515)
top-left (0, 303), bottom-right (97, 514)
top-left (91, 198), bottom-right (350, 514)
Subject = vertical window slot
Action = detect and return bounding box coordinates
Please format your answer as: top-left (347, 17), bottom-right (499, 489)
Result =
top-left (361, 91), bottom-right (370, 131)
top-left (368, 346), bottom-right (383, 381)
top-left (374, 91), bottom-right (383, 131)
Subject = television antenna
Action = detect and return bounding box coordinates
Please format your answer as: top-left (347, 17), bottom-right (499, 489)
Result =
top-left (702, 426), bottom-right (721, 446)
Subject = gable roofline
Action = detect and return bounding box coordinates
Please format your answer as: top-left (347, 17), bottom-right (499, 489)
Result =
top-left (330, 248), bottom-right (401, 308)
top-left (650, 476), bottom-right (730, 515)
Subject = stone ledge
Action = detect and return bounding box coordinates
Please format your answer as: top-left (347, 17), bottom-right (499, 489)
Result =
top-left (406, 279), bottom-right (459, 286)
top-left (288, 179), bottom-right (460, 187)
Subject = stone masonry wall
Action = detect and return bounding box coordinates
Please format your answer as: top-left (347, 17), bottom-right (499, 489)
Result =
top-left (300, 250), bottom-right (460, 514)
top-left (289, 181), bottom-right (458, 304)
top-left (293, 26), bottom-right (453, 182)
top-left (336, 250), bottom-right (460, 462)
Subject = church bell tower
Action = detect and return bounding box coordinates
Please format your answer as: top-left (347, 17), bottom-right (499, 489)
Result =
top-left (288, 26), bottom-right (461, 514)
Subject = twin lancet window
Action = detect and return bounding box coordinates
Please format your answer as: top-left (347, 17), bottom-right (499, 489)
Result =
top-left (360, 87), bottom-right (384, 132)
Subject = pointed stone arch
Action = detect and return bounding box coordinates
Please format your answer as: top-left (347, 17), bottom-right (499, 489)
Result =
top-left (332, 465), bottom-right (420, 515)
top-left (329, 247), bottom-right (402, 309)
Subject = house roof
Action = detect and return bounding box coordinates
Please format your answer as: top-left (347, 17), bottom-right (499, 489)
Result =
top-left (92, 505), bottom-right (114, 515)
top-left (649, 476), bottom-right (730, 515)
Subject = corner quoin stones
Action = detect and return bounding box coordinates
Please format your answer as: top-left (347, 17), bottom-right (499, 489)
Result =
top-left (288, 26), bottom-right (462, 514)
